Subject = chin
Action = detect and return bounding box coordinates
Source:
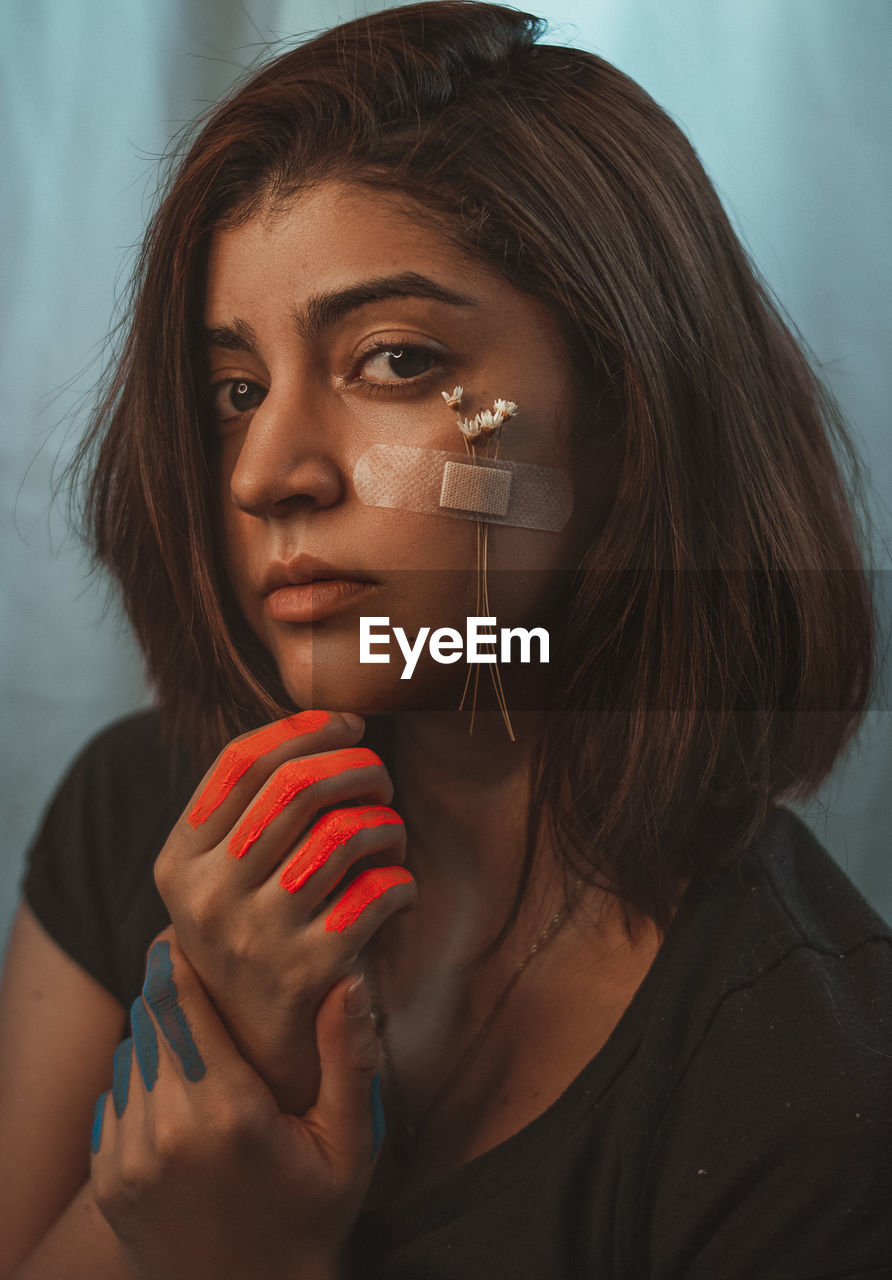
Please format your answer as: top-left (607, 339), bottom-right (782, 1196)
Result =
top-left (273, 656), bottom-right (458, 719)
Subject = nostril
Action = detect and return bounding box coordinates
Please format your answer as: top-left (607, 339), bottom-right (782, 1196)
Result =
top-left (227, 448), bottom-right (346, 517)
top-left (272, 491), bottom-right (334, 514)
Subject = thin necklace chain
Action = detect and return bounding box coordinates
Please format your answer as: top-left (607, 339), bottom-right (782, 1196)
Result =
top-left (368, 879), bottom-right (584, 1162)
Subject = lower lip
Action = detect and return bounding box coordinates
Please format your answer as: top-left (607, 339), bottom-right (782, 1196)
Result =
top-left (263, 578), bottom-right (377, 623)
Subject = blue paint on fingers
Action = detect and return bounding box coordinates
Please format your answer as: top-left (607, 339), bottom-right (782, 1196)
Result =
top-left (112, 1037), bottom-right (133, 1117)
top-left (130, 995), bottom-right (159, 1091)
top-left (91, 1092), bottom-right (107, 1154)
top-left (142, 940), bottom-right (206, 1082)
top-left (370, 1072), bottom-right (385, 1161)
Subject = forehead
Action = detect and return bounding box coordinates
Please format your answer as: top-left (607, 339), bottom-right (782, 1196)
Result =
top-left (204, 180), bottom-right (490, 313)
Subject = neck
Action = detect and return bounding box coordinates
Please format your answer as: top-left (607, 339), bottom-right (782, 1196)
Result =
top-left (374, 706), bottom-right (572, 972)
top-left (392, 708), bottom-right (538, 859)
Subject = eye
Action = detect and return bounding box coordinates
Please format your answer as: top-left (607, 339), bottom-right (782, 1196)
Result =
top-left (209, 378), bottom-right (267, 421)
top-left (357, 343), bottom-right (441, 389)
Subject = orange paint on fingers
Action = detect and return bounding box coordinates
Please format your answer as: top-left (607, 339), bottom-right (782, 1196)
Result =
top-left (187, 711), bottom-right (332, 827)
top-left (324, 865), bottom-right (415, 934)
top-left (280, 805), bottom-right (404, 894)
top-left (228, 747), bottom-right (382, 860)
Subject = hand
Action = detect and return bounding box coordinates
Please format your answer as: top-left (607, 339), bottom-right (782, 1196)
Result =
top-left (91, 930), bottom-right (384, 1280)
top-left (154, 710), bottom-right (416, 1114)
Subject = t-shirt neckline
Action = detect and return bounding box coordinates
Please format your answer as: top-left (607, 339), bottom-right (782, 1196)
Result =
top-left (355, 859), bottom-right (713, 1242)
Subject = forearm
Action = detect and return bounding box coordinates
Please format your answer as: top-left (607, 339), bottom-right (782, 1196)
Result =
top-left (7, 1183), bottom-right (134, 1280)
top-left (6, 1178), bottom-right (345, 1280)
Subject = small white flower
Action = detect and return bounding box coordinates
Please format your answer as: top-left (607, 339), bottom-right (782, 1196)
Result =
top-left (476, 409), bottom-right (497, 435)
top-left (442, 385), bottom-right (464, 409)
top-left (458, 415), bottom-right (482, 440)
top-left (493, 398), bottom-right (518, 420)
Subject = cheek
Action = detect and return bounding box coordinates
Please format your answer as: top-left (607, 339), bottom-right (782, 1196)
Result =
top-left (220, 511), bottom-right (255, 610)
top-left (354, 506), bottom-right (477, 571)
top-left (489, 524), bottom-right (578, 572)
top-left (478, 525), bottom-right (582, 634)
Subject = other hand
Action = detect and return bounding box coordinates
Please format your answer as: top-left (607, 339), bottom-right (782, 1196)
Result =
top-left (91, 929), bottom-right (385, 1280)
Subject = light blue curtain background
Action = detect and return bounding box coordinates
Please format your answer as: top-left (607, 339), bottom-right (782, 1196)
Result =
top-left (2, 0), bottom-right (890, 961)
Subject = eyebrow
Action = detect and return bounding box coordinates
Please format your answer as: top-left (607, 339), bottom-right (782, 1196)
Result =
top-left (204, 271), bottom-right (477, 352)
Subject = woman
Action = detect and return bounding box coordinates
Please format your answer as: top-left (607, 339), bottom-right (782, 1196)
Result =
top-left (1, 4), bottom-right (889, 1276)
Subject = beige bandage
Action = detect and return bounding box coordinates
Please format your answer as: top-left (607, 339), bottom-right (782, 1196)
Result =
top-left (352, 445), bottom-right (573, 532)
top-left (439, 460), bottom-right (512, 517)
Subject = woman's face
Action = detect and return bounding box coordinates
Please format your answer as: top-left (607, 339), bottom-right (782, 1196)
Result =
top-left (205, 180), bottom-right (615, 715)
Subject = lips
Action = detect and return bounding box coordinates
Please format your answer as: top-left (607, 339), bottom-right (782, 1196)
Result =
top-left (261, 555), bottom-right (379, 623)
top-left (261, 554), bottom-right (376, 593)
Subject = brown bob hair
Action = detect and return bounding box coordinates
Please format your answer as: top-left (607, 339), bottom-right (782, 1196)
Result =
top-left (72, 1), bottom-right (876, 943)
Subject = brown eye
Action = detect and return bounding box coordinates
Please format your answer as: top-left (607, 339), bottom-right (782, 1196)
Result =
top-left (210, 378), bottom-right (266, 420)
top-left (359, 346), bottom-right (439, 383)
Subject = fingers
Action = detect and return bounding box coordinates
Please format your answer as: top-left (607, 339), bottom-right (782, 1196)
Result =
top-left (226, 748), bottom-right (391, 878)
top-left (91, 1090), bottom-right (108, 1154)
top-left (141, 937), bottom-right (207, 1083)
top-left (279, 805), bottom-right (405, 897)
top-left (130, 993), bottom-right (160, 1091)
top-left (112, 1037), bottom-right (134, 1117)
top-left (286, 818), bottom-right (415, 957)
top-left (322, 866), bottom-right (417, 937)
top-left (95, 937), bottom-right (211, 1155)
top-left (90, 934), bottom-right (280, 1240)
top-left (310, 973), bottom-right (385, 1169)
top-left (92, 957), bottom-right (386, 1266)
top-left (184, 710), bottom-right (366, 838)
top-left (126, 933), bottom-right (246, 1101)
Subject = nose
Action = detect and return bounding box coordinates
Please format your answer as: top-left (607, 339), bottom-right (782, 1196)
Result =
top-left (226, 396), bottom-right (346, 518)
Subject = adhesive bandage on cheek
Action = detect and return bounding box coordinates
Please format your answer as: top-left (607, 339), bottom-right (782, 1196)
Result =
top-left (352, 445), bottom-right (574, 533)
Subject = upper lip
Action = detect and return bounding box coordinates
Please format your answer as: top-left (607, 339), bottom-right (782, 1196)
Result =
top-left (261, 555), bottom-right (378, 595)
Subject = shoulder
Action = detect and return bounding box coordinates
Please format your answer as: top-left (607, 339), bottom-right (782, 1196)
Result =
top-left (633, 807), bottom-right (892, 1277)
top-left (704, 807), bottom-right (892, 1074)
top-left (39, 708), bottom-right (197, 831)
top-left (28, 705), bottom-right (201, 885)
top-left (58, 706), bottom-right (180, 782)
top-left (658, 806), bottom-right (892, 1115)
top-left (663, 806), bottom-right (892, 1136)
top-left (22, 709), bottom-right (199, 1005)
top-left (706, 805), bottom-right (890, 1030)
top-left (650, 806), bottom-right (890, 1026)
top-left (754, 805), bottom-right (891, 951)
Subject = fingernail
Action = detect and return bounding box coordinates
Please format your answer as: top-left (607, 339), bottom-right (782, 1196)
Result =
top-left (91, 1092), bottom-right (106, 1154)
top-left (341, 712), bottom-right (365, 733)
top-left (344, 972), bottom-right (370, 1018)
top-left (370, 1072), bottom-right (385, 1161)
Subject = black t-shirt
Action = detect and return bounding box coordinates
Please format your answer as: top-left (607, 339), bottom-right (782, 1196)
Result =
top-left (22, 710), bottom-right (892, 1278)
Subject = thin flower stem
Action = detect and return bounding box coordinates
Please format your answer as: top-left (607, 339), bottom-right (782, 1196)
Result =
top-left (481, 519), bottom-right (516, 741)
top-left (459, 438), bottom-right (478, 718)
top-left (469, 517), bottom-right (483, 732)
top-left (450, 399), bottom-right (517, 739)
top-left (458, 515), bottom-right (482, 715)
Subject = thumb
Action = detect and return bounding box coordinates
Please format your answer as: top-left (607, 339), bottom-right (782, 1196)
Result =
top-left (312, 972), bottom-right (385, 1167)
